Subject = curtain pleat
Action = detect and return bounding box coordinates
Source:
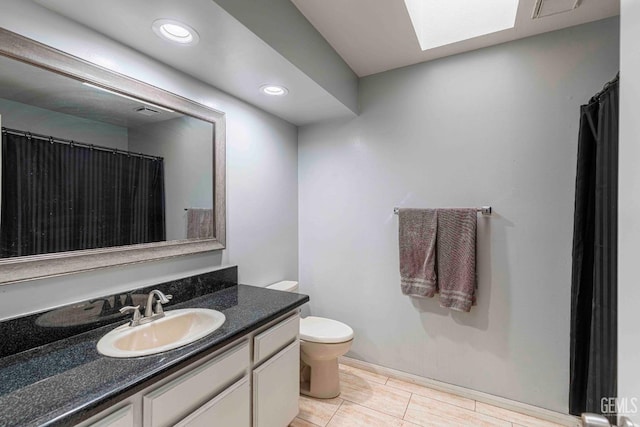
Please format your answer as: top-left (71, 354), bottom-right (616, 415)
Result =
top-left (0, 132), bottom-right (166, 257)
top-left (569, 77), bottom-right (618, 420)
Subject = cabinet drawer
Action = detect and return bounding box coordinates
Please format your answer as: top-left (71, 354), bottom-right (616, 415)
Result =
top-left (143, 341), bottom-right (249, 427)
top-left (253, 340), bottom-right (300, 427)
top-left (253, 313), bottom-right (299, 364)
top-left (85, 405), bottom-right (134, 427)
top-left (175, 376), bottom-right (250, 427)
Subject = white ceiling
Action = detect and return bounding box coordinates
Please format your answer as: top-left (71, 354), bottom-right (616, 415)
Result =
top-left (291, 0), bottom-right (620, 77)
top-left (33, 0), bottom-right (356, 126)
top-left (28, 0), bottom-right (619, 126)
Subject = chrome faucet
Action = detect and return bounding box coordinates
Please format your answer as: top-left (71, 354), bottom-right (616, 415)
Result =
top-left (119, 290), bottom-right (172, 327)
top-left (144, 290), bottom-right (173, 319)
top-left (119, 305), bottom-right (143, 327)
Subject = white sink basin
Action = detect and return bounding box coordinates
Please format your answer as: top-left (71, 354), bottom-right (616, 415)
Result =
top-left (97, 308), bottom-right (226, 358)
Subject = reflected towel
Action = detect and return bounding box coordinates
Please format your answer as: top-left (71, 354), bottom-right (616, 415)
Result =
top-left (398, 208), bottom-right (438, 297)
top-left (437, 208), bottom-right (477, 312)
top-left (186, 208), bottom-right (213, 239)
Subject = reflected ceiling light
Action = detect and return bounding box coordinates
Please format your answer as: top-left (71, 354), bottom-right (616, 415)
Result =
top-left (82, 82), bottom-right (175, 113)
top-left (152, 19), bottom-right (200, 45)
top-left (404, 0), bottom-right (519, 50)
top-left (260, 85), bottom-right (289, 96)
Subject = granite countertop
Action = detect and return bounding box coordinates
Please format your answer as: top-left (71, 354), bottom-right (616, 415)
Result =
top-left (0, 284), bottom-right (309, 427)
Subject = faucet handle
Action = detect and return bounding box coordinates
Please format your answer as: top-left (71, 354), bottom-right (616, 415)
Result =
top-left (119, 305), bottom-right (142, 326)
top-left (158, 292), bottom-right (172, 304)
top-left (154, 294), bottom-right (172, 316)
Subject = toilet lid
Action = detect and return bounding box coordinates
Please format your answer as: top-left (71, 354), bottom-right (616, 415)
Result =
top-left (300, 316), bottom-right (354, 344)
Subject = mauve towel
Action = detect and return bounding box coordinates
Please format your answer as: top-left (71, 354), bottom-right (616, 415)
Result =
top-left (398, 208), bottom-right (438, 297)
top-left (186, 208), bottom-right (214, 239)
top-left (436, 208), bottom-right (477, 312)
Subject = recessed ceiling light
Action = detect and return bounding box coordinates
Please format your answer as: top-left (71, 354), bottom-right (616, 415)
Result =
top-left (404, 0), bottom-right (519, 51)
top-left (260, 85), bottom-right (289, 96)
top-left (152, 19), bottom-right (199, 45)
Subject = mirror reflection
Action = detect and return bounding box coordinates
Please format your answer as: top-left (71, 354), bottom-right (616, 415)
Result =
top-left (0, 55), bottom-right (214, 258)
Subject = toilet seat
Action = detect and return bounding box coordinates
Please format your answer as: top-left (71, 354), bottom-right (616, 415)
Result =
top-left (300, 316), bottom-right (354, 344)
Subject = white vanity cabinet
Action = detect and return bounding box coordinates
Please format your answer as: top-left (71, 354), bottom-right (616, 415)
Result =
top-left (253, 340), bottom-right (300, 427)
top-left (83, 404), bottom-right (136, 427)
top-left (143, 341), bottom-right (250, 427)
top-left (174, 376), bottom-right (250, 427)
top-left (252, 313), bottom-right (300, 427)
top-left (75, 310), bottom-right (300, 427)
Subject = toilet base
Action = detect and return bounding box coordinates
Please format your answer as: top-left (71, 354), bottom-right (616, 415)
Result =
top-left (300, 357), bottom-right (341, 399)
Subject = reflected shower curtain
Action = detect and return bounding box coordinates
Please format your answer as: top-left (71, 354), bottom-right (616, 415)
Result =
top-left (569, 75), bottom-right (618, 419)
top-left (0, 131), bottom-right (166, 257)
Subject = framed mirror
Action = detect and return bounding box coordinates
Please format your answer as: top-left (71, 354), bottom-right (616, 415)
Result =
top-left (0, 28), bottom-right (226, 284)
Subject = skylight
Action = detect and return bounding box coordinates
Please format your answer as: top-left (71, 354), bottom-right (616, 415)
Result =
top-left (404, 0), bottom-right (520, 51)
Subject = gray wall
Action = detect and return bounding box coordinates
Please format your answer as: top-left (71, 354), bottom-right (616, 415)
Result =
top-left (619, 1), bottom-right (640, 424)
top-left (214, 0), bottom-right (359, 114)
top-left (0, 97), bottom-right (128, 149)
top-left (298, 18), bottom-right (620, 412)
top-left (0, 1), bottom-right (298, 319)
top-left (129, 117), bottom-right (214, 241)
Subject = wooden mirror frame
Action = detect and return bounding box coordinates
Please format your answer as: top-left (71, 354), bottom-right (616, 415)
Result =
top-left (0, 28), bottom-right (226, 284)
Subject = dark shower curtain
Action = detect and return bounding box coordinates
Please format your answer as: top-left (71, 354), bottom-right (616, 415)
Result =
top-left (569, 75), bottom-right (618, 418)
top-left (0, 131), bottom-right (166, 258)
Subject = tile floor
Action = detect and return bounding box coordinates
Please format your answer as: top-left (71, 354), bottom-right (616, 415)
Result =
top-left (289, 364), bottom-right (568, 427)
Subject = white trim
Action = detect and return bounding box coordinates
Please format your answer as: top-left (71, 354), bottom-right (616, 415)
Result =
top-left (339, 356), bottom-right (581, 427)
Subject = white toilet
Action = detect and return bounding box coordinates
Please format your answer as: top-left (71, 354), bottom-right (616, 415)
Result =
top-left (267, 281), bottom-right (354, 399)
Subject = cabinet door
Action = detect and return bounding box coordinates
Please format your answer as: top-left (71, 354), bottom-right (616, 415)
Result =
top-left (253, 340), bottom-right (300, 427)
top-left (174, 376), bottom-right (250, 427)
top-left (253, 313), bottom-right (299, 365)
top-left (85, 405), bottom-right (135, 427)
top-left (144, 341), bottom-right (249, 427)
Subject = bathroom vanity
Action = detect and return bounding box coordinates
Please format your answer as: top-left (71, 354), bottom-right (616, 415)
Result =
top-left (78, 311), bottom-right (300, 427)
top-left (0, 29), bottom-right (308, 427)
top-left (0, 267), bottom-right (308, 427)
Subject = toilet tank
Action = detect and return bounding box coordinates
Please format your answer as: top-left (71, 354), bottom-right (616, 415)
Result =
top-left (266, 280), bottom-right (299, 292)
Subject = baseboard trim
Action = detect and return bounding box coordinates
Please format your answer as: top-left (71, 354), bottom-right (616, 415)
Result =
top-left (339, 356), bottom-right (580, 427)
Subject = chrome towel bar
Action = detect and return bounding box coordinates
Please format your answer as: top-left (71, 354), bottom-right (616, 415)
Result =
top-left (393, 206), bottom-right (492, 216)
